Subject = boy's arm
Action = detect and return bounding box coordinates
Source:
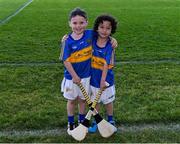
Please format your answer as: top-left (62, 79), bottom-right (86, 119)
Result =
top-left (59, 41), bottom-right (65, 61)
top-left (110, 37), bottom-right (118, 49)
top-left (64, 61), bottom-right (81, 84)
top-left (59, 35), bottom-right (69, 60)
top-left (61, 34), bottom-right (68, 43)
top-left (100, 64), bottom-right (108, 90)
top-left (100, 44), bottom-right (115, 89)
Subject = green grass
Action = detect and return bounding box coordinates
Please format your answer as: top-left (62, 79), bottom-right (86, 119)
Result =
top-left (0, 0), bottom-right (180, 142)
top-left (0, 0), bottom-right (180, 62)
top-left (115, 64), bottom-right (180, 123)
top-left (0, 0), bottom-right (27, 20)
top-left (0, 130), bottom-right (179, 143)
top-left (0, 64), bottom-right (179, 130)
top-left (0, 65), bottom-right (65, 130)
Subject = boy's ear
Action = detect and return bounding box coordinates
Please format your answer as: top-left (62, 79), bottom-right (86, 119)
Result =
top-left (83, 20), bottom-right (88, 27)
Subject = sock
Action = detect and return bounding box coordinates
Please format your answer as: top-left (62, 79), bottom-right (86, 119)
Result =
top-left (78, 113), bottom-right (85, 123)
top-left (107, 115), bottom-right (113, 122)
top-left (68, 115), bottom-right (74, 123)
top-left (92, 120), bottom-right (96, 125)
top-left (68, 115), bottom-right (74, 130)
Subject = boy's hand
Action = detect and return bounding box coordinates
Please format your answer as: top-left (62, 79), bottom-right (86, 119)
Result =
top-left (61, 34), bottom-right (68, 43)
top-left (100, 82), bottom-right (106, 90)
top-left (72, 76), bottom-right (81, 84)
top-left (110, 37), bottom-right (118, 48)
top-left (100, 80), bottom-right (109, 90)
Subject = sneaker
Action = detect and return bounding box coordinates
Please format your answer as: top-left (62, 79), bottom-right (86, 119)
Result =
top-left (67, 122), bottom-right (75, 135)
top-left (78, 120), bottom-right (84, 125)
top-left (88, 121), bottom-right (97, 133)
top-left (109, 120), bottom-right (115, 125)
top-left (109, 120), bottom-right (117, 132)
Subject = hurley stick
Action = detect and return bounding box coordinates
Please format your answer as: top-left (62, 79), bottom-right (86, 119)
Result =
top-left (70, 83), bottom-right (103, 141)
top-left (70, 83), bottom-right (116, 141)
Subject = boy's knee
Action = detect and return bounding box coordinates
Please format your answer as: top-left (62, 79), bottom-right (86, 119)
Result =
top-left (78, 97), bottom-right (85, 103)
top-left (68, 99), bottom-right (76, 105)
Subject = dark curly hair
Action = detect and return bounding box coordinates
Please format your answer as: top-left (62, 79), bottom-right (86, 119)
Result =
top-left (93, 14), bottom-right (118, 35)
top-left (69, 7), bottom-right (87, 21)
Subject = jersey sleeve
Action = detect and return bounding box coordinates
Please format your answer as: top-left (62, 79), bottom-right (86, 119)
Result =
top-left (60, 40), bottom-right (71, 61)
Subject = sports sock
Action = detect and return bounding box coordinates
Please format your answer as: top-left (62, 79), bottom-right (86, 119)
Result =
top-left (68, 115), bottom-right (75, 130)
top-left (92, 120), bottom-right (96, 125)
top-left (107, 115), bottom-right (113, 122)
top-left (68, 115), bottom-right (74, 123)
top-left (78, 113), bottom-right (85, 123)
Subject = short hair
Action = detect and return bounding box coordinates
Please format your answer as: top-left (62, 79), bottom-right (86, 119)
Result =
top-left (69, 7), bottom-right (87, 21)
top-left (93, 14), bottom-right (118, 34)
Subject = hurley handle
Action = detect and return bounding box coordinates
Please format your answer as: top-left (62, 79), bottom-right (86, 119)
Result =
top-left (91, 82), bottom-right (109, 109)
top-left (77, 83), bottom-right (104, 110)
top-left (91, 89), bottom-right (103, 109)
top-left (77, 83), bottom-right (92, 106)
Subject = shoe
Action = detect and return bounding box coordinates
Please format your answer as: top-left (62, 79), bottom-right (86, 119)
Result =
top-left (78, 120), bottom-right (84, 125)
top-left (88, 121), bottom-right (97, 133)
top-left (109, 120), bottom-right (115, 125)
top-left (109, 120), bottom-right (117, 132)
top-left (67, 122), bottom-right (75, 135)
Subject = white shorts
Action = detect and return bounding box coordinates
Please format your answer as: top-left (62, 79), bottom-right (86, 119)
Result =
top-left (61, 77), bottom-right (90, 100)
top-left (90, 85), bottom-right (115, 104)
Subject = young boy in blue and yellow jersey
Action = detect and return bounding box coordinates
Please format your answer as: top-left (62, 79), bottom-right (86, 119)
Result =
top-left (60, 8), bottom-right (92, 135)
top-left (88, 14), bottom-right (118, 133)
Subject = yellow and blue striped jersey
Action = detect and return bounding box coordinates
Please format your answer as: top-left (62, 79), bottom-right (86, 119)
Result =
top-left (61, 30), bottom-right (93, 80)
top-left (90, 37), bottom-right (115, 88)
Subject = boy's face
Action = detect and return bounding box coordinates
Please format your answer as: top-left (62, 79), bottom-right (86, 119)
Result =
top-left (97, 21), bottom-right (112, 39)
top-left (69, 15), bottom-right (88, 35)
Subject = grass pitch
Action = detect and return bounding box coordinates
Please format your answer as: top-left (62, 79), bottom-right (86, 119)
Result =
top-left (0, 0), bottom-right (180, 143)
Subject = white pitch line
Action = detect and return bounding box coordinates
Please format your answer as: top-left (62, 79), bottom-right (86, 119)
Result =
top-left (116, 60), bottom-right (180, 65)
top-left (0, 62), bottom-right (59, 67)
top-left (119, 123), bottom-right (180, 133)
top-left (0, 0), bottom-right (33, 25)
top-left (0, 129), bottom-right (66, 138)
top-left (0, 59), bottom-right (180, 67)
top-left (0, 123), bottom-right (179, 138)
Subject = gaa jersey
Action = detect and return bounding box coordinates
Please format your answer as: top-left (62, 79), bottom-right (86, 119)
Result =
top-left (60, 30), bottom-right (93, 80)
top-left (90, 38), bottom-right (115, 88)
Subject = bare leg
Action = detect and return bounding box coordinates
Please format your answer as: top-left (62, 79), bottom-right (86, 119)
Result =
top-left (105, 102), bottom-right (113, 116)
top-left (67, 99), bottom-right (76, 116)
top-left (95, 103), bottom-right (100, 112)
top-left (78, 97), bottom-right (86, 114)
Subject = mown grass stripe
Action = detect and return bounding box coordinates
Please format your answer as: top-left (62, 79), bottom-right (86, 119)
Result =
top-left (0, 129), bottom-right (66, 138)
top-left (0, 60), bottom-right (180, 67)
top-left (0, 123), bottom-right (179, 137)
top-left (120, 123), bottom-right (180, 133)
top-left (0, 0), bottom-right (33, 26)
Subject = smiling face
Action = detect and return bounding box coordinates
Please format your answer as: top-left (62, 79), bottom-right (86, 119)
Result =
top-left (69, 15), bottom-right (88, 36)
top-left (97, 21), bottom-right (112, 39)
